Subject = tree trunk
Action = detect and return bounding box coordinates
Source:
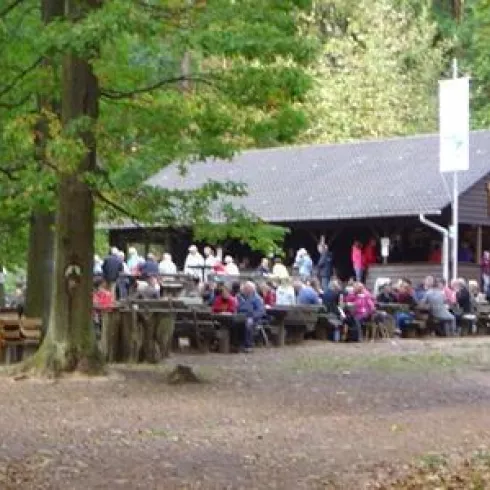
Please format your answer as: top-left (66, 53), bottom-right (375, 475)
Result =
top-left (24, 0), bottom-right (63, 326)
top-left (25, 0), bottom-right (103, 375)
top-left (24, 213), bottom-right (54, 326)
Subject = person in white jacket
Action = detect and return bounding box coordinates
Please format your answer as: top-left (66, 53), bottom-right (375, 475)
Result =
top-left (184, 245), bottom-right (204, 279)
top-left (159, 253), bottom-right (177, 275)
top-left (276, 277), bottom-right (296, 305)
top-left (224, 255), bottom-right (240, 276)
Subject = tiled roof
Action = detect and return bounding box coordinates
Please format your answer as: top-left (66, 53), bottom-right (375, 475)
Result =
top-left (146, 130), bottom-right (490, 222)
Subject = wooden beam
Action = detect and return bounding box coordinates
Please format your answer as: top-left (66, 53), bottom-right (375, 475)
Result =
top-left (477, 225), bottom-right (483, 264)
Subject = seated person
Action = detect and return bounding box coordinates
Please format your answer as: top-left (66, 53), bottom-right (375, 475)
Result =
top-left (293, 280), bottom-right (321, 305)
top-left (345, 282), bottom-right (375, 341)
top-left (393, 280), bottom-right (417, 334)
top-left (276, 278), bottom-right (296, 305)
top-left (137, 275), bottom-right (161, 299)
top-left (421, 276), bottom-right (457, 336)
top-left (201, 281), bottom-right (216, 306)
top-left (212, 284), bottom-right (237, 314)
top-left (322, 279), bottom-right (346, 341)
top-left (258, 282), bottom-right (276, 307)
top-left (93, 279), bottom-right (115, 339)
top-left (309, 278), bottom-right (324, 297)
top-left (454, 278), bottom-right (473, 314)
top-left (237, 281), bottom-right (265, 352)
top-left (93, 278), bottom-right (115, 309)
top-left (376, 283), bottom-right (397, 304)
top-left (322, 279), bottom-right (342, 315)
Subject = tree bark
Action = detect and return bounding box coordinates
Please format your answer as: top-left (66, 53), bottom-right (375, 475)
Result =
top-left (24, 0), bottom-right (63, 325)
top-left (24, 213), bottom-right (54, 326)
top-left (24, 0), bottom-right (103, 375)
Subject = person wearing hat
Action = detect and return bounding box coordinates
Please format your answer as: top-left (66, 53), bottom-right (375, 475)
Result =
top-left (272, 257), bottom-right (289, 279)
top-left (224, 255), bottom-right (240, 276)
top-left (294, 248), bottom-right (313, 279)
top-left (184, 245), bottom-right (204, 279)
top-left (159, 253), bottom-right (177, 275)
top-left (127, 247), bottom-right (144, 275)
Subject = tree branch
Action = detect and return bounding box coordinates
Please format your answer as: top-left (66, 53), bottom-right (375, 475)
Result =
top-left (94, 190), bottom-right (144, 229)
top-left (0, 93), bottom-right (33, 109)
top-left (100, 75), bottom-right (215, 100)
top-left (0, 0), bottom-right (26, 19)
top-left (0, 56), bottom-right (43, 100)
top-left (0, 163), bottom-right (27, 181)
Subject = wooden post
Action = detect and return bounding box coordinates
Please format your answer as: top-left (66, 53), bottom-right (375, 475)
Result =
top-left (477, 225), bottom-right (483, 263)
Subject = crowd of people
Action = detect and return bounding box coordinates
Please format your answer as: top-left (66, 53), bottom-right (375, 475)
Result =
top-left (91, 241), bottom-right (490, 352)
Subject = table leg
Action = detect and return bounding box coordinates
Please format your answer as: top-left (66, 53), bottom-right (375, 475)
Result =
top-left (277, 320), bottom-right (285, 347)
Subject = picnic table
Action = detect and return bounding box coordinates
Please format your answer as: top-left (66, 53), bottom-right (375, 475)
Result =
top-left (99, 303), bottom-right (176, 363)
top-left (267, 305), bottom-right (323, 345)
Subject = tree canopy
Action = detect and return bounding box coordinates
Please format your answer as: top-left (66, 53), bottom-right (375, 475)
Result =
top-left (301, 0), bottom-right (446, 143)
top-left (0, 0), bottom-right (318, 261)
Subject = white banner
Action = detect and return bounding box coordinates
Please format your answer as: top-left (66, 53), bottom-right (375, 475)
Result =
top-left (439, 77), bottom-right (469, 173)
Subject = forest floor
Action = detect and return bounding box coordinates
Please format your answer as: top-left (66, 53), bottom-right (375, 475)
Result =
top-left (3, 338), bottom-right (490, 489)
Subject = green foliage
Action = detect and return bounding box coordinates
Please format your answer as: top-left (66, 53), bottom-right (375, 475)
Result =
top-left (301, 0), bottom-right (446, 142)
top-left (457, 0), bottom-right (490, 126)
top-left (0, 0), bottom-right (318, 257)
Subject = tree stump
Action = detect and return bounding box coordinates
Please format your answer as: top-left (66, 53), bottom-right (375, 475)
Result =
top-left (100, 310), bottom-right (120, 362)
top-left (167, 364), bottom-right (201, 384)
top-left (154, 313), bottom-right (175, 359)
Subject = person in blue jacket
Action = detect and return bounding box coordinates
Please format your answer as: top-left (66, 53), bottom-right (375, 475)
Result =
top-left (237, 281), bottom-right (265, 352)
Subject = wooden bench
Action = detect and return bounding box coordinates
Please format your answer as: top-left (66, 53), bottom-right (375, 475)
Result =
top-left (173, 306), bottom-right (218, 353)
top-left (20, 317), bottom-right (43, 359)
top-left (477, 304), bottom-right (490, 335)
top-left (315, 312), bottom-right (344, 341)
top-left (0, 315), bottom-right (23, 364)
top-left (267, 305), bottom-right (322, 345)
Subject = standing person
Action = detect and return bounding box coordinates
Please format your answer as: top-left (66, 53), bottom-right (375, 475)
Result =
top-left (93, 255), bottom-right (103, 276)
top-left (102, 247), bottom-right (123, 296)
top-left (204, 246), bottom-right (218, 279)
top-left (224, 255), bottom-right (240, 276)
top-left (257, 257), bottom-right (270, 276)
top-left (294, 248), bottom-right (313, 279)
top-left (127, 247), bottom-right (144, 275)
top-left (351, 241), bottom-right (364, 282)
top-left (184, 245), bottom-right (204, 280)
top-left (317, 239), bottom-right (333, 293)
top-left (480, 250), bottom-right (490, 293)
top-left (140, 253), bottom-right (159, 279)
top-left (159, 253), bottom-right (177, 275)
top-left (362, 238), bottom-right (377, 283)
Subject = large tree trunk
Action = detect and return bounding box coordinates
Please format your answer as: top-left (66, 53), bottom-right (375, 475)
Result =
top-left (25, 0), bottom-right (103, 375)
top-left (24, 213), bottom-right (54, 326)
top-left (24, 0), bottom-right (63, 325)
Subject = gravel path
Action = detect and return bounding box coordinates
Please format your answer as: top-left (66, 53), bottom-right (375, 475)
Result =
top-left (2, 338), bottom-right (490, 489)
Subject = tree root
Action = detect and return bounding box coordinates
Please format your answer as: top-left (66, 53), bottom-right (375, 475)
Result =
top-left (12, 340), bottom-right (106, 378)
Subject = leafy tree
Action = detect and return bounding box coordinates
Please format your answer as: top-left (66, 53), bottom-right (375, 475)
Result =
top-left (300, 0), bottom-right (446, 142)
top-left (455, 0), bottom-right (490, 126)
top-left (0, 0), bottom-right (316, 373)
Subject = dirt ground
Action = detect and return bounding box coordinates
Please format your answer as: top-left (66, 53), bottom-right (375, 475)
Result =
top-left (3, 338), bottom-right (490, 489)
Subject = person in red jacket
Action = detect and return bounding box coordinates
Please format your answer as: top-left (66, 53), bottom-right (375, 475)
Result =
top-left (362, 238), bottom-right (377, 283)
top-left (212, 284), bottom-right (238, 313)
top-left (258, 282), bottom-right (276, 307)
top-left (93, 279), bottom-right (115, 309)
